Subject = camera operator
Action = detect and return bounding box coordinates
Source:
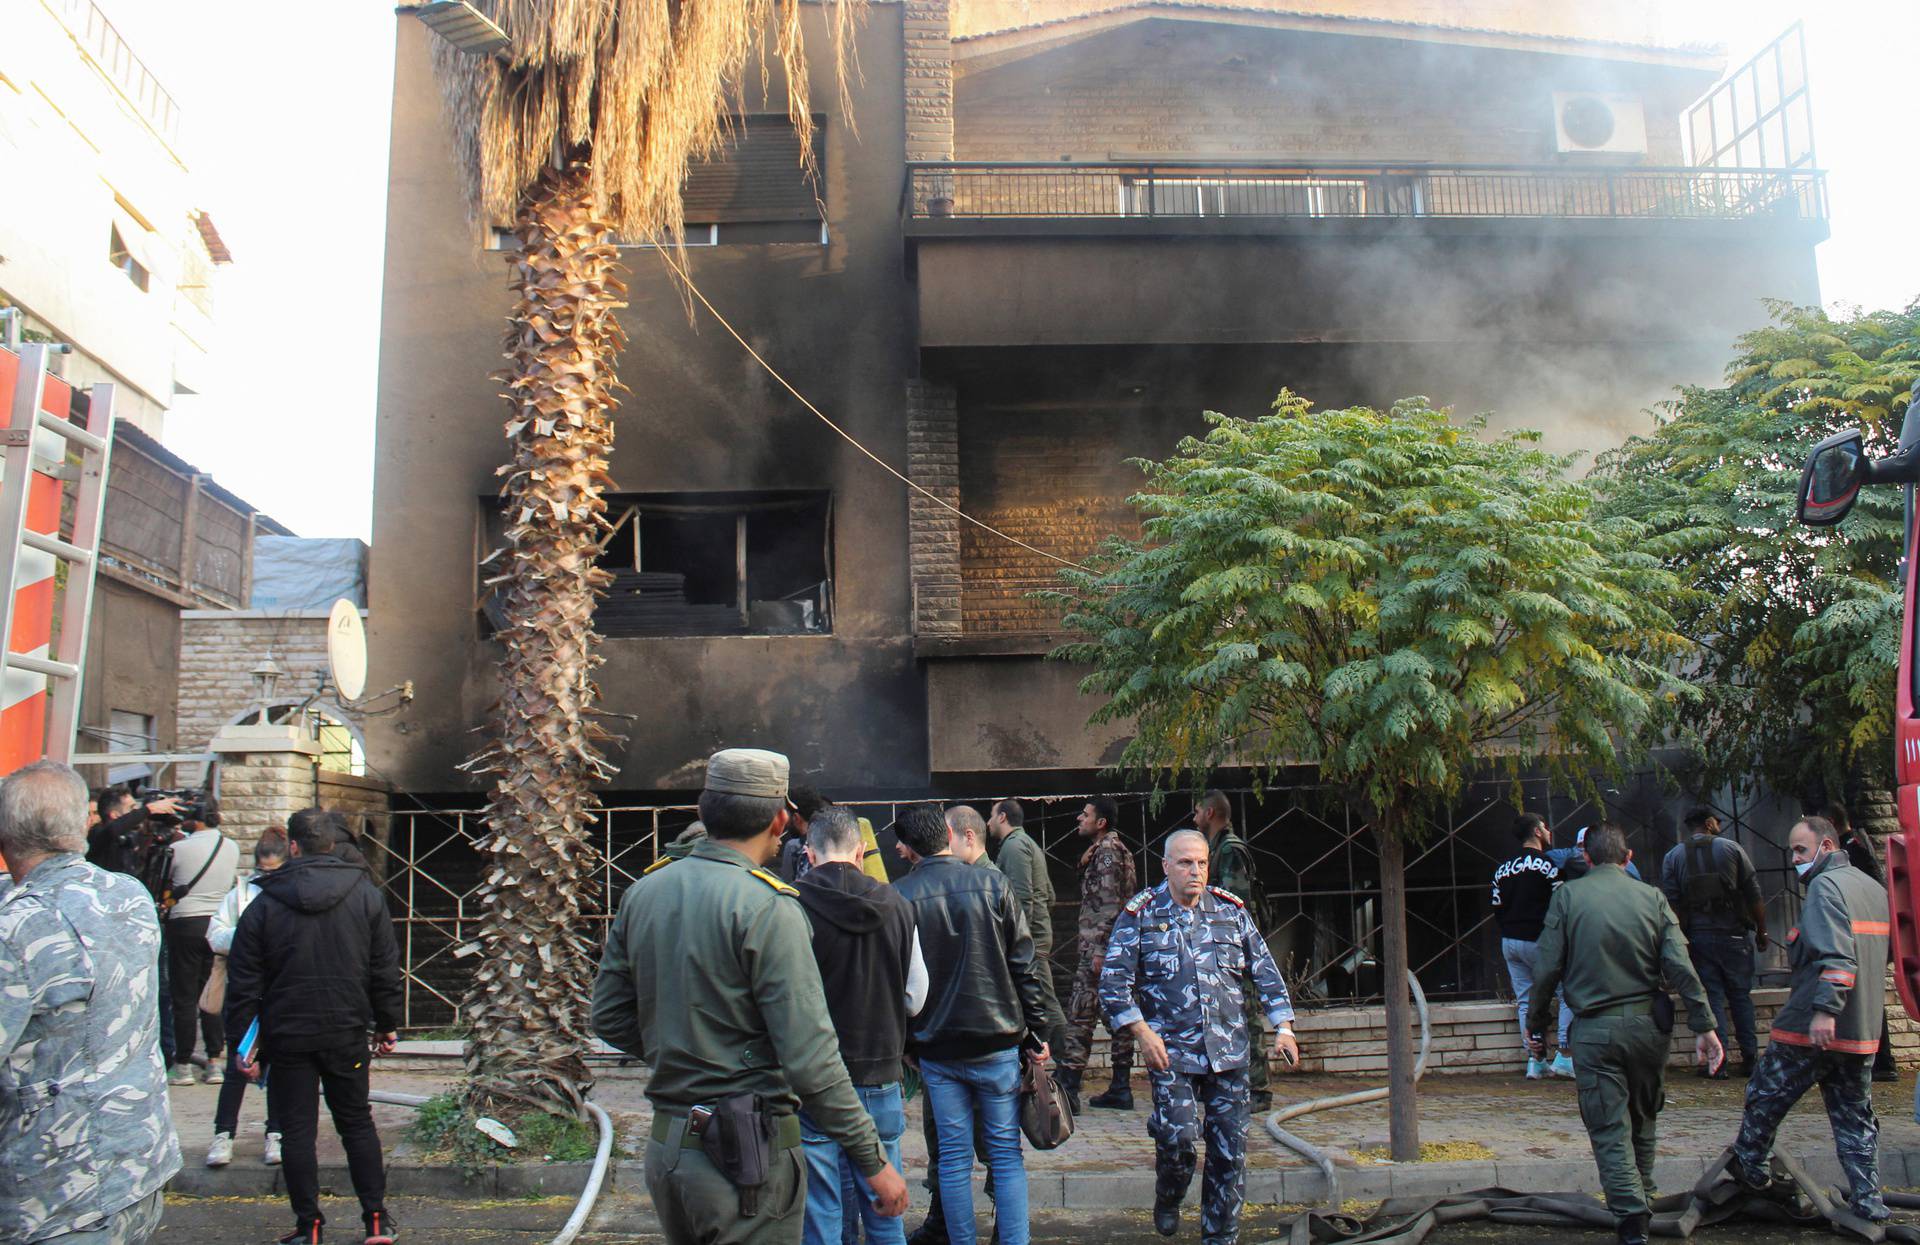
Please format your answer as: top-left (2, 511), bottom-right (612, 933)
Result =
top-left (85, 785), bottom-right (182, 877)
top-left (165, 797), bottom-right (238, 1086)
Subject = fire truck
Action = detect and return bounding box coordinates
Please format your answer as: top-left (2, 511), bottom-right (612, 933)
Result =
top-left (1797, 380), bottom-right (1920, 1021)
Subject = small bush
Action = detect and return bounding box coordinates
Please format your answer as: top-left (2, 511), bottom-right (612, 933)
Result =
top-left (405, 1091), bottom-right (603, 1178)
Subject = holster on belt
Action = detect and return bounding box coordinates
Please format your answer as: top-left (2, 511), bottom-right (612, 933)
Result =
top-left (691, 1094), bottom-right (775, 1217)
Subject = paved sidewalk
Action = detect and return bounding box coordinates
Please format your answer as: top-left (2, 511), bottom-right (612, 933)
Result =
top-left (165, 1058), bottom-right (1920, 1209)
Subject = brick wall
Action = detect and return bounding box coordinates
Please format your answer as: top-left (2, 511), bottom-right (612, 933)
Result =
top-left (953, 21), bottom-right (1691, 165)
top-left (1078, 988), bottom-right (1919, 1075)
top-left (907, 380), bottom-right (963, 635)
top-left (903, 0), bottom-right (953, 163)
top-left (178, 609), bottom-right (366, 780)
top-left (957, 413), bottom-right (1143, 633)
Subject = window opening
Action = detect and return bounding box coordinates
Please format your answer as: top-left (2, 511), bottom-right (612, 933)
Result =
top-left (108, 225), bottom-right (149, 291)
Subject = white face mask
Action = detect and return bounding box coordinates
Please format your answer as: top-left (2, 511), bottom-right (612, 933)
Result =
top-left (1795, 850), bottom-right (1824, 880)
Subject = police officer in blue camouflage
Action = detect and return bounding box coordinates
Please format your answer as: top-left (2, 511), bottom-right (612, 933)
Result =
top-left (0, 761), bottom-right (179, 1245)
top-left (1101, 828), bottom-right (1297, 1245)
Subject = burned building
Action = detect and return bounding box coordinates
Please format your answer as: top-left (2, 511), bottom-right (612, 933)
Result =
top-left (367, 2), bottom-right (1826, 1028)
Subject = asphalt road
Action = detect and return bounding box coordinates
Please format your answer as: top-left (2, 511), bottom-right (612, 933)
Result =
top-left (154, 1196), bottom-right (1920, 1244)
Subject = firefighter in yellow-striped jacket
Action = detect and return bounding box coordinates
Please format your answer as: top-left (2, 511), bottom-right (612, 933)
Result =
top-left (1731, 814), bottom-right (1892, 1223)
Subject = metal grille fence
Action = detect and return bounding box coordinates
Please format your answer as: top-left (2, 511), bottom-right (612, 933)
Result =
top-left (373, 768), bottom-right (1808, 1031)
top-left (906, 162), bottom-right (1828, 224)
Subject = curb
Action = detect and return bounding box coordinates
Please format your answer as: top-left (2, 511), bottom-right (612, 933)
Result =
top-left (167, 1145), bottom-right (1919, 1209)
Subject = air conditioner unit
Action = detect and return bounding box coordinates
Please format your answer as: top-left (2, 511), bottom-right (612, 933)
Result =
top-left (1551, 92), bottom-right (1648, 158)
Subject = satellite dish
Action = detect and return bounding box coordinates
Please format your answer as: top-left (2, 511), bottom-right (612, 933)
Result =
top-left (327, 599), bottom-right (367, 702)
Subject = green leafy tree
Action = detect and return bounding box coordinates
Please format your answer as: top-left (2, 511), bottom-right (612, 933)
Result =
top-left (1046, 394), bottom-right (1688, 1159)
top-left (1592, 301), bottom-right (1920, 805)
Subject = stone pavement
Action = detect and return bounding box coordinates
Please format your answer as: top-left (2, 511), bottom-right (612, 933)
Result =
top-left (165, 1056), bottom-right (1920, 1209)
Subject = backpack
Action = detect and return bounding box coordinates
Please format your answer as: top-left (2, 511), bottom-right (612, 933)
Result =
top-left (1679, 838), bottom-right (1738, 922)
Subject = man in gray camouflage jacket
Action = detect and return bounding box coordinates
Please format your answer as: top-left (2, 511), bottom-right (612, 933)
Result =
top-left (0, 760), bottom-right (179, 1244)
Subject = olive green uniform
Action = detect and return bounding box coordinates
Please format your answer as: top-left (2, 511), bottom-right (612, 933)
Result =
top-left (593, 839), bottom-right (885, 1245)
top-left (996, 828), bottom-right (1066, 1032)
top-left (1208, 827), bottom-right (1269, 1105)
top-left (1528, 865), bottom-right (1716, 1224)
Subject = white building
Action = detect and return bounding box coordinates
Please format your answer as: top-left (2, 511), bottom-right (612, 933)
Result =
top-left (0, 0), bottom-right (229, 435)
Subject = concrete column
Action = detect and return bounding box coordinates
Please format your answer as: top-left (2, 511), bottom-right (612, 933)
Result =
top-left (907, 379), bottom-right (962, 636)
top-left (210, 723), bottom-right (319, 853)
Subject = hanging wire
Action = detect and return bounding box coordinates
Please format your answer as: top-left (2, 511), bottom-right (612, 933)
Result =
top-left (650, 245), bottom-right (1091, 573)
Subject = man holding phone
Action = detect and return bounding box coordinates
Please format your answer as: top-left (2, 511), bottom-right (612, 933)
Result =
top-left (1100, 829), bottom-right (1297, 1245)
top-left (1526, 825), bottom-right (1722, 1245)
top-left (227, 809), bottom-right (401, 1245)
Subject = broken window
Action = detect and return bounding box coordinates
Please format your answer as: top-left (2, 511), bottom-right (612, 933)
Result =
top-left (480, 490), bottom-right (833, 638)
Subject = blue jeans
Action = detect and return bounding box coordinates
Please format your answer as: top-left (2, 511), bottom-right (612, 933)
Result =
top-left (800, 1083), bottom-right (906, 1245)
top-left (920, 1050), bottom-right (1027, 1245)
top-left (1502, 937), bottom-right (1572, 1051)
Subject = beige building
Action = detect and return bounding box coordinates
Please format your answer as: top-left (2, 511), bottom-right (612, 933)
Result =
top-left (0, 0), bottom-right (230, 435)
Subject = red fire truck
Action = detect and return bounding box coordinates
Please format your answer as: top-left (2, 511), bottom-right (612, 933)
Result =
top-left (1798, 382), bottom-right (1920, 1020)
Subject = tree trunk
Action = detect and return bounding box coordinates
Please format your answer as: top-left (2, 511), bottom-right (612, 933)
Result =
top-left (1379, 825), bottom-right (1420, 1161)
top-left (461, 164), bottom-right (626, 1119)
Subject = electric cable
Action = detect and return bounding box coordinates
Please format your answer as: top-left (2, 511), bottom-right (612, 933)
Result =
top-left (650, 245), bottom-right (1091, 573)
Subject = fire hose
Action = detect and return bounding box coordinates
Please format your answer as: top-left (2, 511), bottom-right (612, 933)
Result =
top-left (1257, 978), bottom-right (1920, 1241)
top-left (368, 1091), bottom-right (614, 1245)
top-left (1261, 971), bottom-right (1432, 1211)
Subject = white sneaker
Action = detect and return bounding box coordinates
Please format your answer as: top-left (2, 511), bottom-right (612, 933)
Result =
top-left (263, 1131), bottom-right (283, 1167)
top-left (201, 1063), bottom-right (225, 1085)
top-left (205, 1132), bottom-right (234, 1167)
top-left (1525, 1056), bottom-right (1546, 1080)
top-left (1550, 1052), bottom-right (1576, 1079)
top-left (168, 1064), bottom-right (196, 1087)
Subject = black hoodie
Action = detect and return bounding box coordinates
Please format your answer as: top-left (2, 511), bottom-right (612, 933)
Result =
top-left (224, 853), bottom-right (402, 1055)
top-left (796, 861), bottom-right (915, 1085)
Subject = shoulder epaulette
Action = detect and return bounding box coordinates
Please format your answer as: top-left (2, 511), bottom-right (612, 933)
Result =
top-left (1208, 886), bottom-right (1246, 908)
top-left (748, 867), bottom-right (800, 897)
top-left (643, 856), bottom-right (676, 875)
top-left (1124, 888), bottom-right (1156, 915)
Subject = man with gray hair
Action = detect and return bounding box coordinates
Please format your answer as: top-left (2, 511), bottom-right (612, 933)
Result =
top-left (1101, 827), bottom-right (1296, 1244)
top-left (0, 760), bottom-right (180, 1245)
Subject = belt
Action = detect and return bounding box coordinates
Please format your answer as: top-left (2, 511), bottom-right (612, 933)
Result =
top-left (1580, 999), bottom-right (1654, 1020)
top-left (652, 1109), bottom-right (803, 1151)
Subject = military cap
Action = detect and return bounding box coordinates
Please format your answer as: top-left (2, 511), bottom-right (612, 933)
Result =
top-left (704, 748), bottom-right (790, 799)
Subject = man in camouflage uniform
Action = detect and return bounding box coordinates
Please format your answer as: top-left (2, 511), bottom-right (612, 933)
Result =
top-left (1192, 791), bottom-right (1272, 1111)
top-left (1101, 829), bottom-right (1297, 1245)
top-left (1731, 816), bottom-right (1891, 1222)
top-left (1063, 795), bottom-right (1136, 1111)
top-left (0, 761), bottom-right (179, 1245)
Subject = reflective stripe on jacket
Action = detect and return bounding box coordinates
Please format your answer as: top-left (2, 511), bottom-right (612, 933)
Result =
top-left (1770, 854), bottom-right (1889, 1055)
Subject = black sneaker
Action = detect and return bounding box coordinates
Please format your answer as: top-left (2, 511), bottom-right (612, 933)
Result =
top-left (364, 1210), bottom-right (397, 1245)
top-left (275, 1224), bottom-right (322, 1245)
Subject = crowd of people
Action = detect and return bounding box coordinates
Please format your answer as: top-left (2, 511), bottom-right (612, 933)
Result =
top-left (0, 746), bottom-right (1906, 1245)
top-left (1495, 811), bottom-right (1896, 1244)
top-left (0, 762), bottom-right (400, 1245)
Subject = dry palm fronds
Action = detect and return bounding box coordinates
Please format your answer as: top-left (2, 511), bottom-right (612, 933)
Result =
top-left (429, 0), bottom-right (860, 243)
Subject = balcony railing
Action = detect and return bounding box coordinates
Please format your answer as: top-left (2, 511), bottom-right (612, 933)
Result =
top-left (48, 0), bottom-right (181, 142)
top-left (905, 161), bottom-right (1828, 225)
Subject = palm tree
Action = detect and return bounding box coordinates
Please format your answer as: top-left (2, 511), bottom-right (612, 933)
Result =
top-left (422, 0), bottom-right (855, 1118)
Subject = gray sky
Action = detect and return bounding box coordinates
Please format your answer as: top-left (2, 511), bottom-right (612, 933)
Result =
top-left (104, 1), bottom-right (1920, 541)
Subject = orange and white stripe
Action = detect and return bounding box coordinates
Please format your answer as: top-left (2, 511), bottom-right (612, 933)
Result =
top-left (0, 350), bottom-right (71, 775)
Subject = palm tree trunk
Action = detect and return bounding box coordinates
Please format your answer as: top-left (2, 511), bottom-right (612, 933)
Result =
top-left (461, 163), bottom-right (625, 1119)
top-left (1378, 820), bottom-right (1420, 1161)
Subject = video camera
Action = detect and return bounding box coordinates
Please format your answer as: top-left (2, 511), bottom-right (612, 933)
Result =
top-left (136, 785), bottom-right (212, 827)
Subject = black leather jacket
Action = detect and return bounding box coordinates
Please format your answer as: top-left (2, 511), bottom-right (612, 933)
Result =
top-left (894, 855), bottom-right (1050, 1061)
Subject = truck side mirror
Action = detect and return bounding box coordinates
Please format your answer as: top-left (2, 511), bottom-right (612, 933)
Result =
top-left (1798, 428), bottom-right (1867, 527)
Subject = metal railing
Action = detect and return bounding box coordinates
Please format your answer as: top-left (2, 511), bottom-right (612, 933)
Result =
top-left (370, 770), bottom-right (1803, 1031)
top-left (47, 0), bottom-right (181, 142)
top-left (906, 161), bottom-right (1828, 224)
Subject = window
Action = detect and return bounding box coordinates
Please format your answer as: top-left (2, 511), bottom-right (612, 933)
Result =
top-left (236, 702), bottom-right (366, 775)
top-left (480, 490), bottom-right (833, 638)
top-left (1120, 176), bottom-right (1368, 217)
top-left (108, 225), bottom-right (149, 291)
top-left (103, 710), bottom-right (156, 784)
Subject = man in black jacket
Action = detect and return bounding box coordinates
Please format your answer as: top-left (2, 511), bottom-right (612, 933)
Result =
top-left (894, 804), bottom-right (1050, 1245)
top-left (1493, 812), bottom-right (1572, 1079)
top-left (228, 809), bottom-right (401, 1245)
top-left (796, 808), bottom-right (925, 1245)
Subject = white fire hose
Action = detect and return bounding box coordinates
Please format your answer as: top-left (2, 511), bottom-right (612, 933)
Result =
top-left (1262, 971), bottom-right (1431, 1210)
top-left (368, 1090), bottom-right (615, 1245)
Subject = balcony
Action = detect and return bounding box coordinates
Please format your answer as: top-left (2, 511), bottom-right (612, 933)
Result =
top-left (905, 161), bottom-right (1828, 230)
